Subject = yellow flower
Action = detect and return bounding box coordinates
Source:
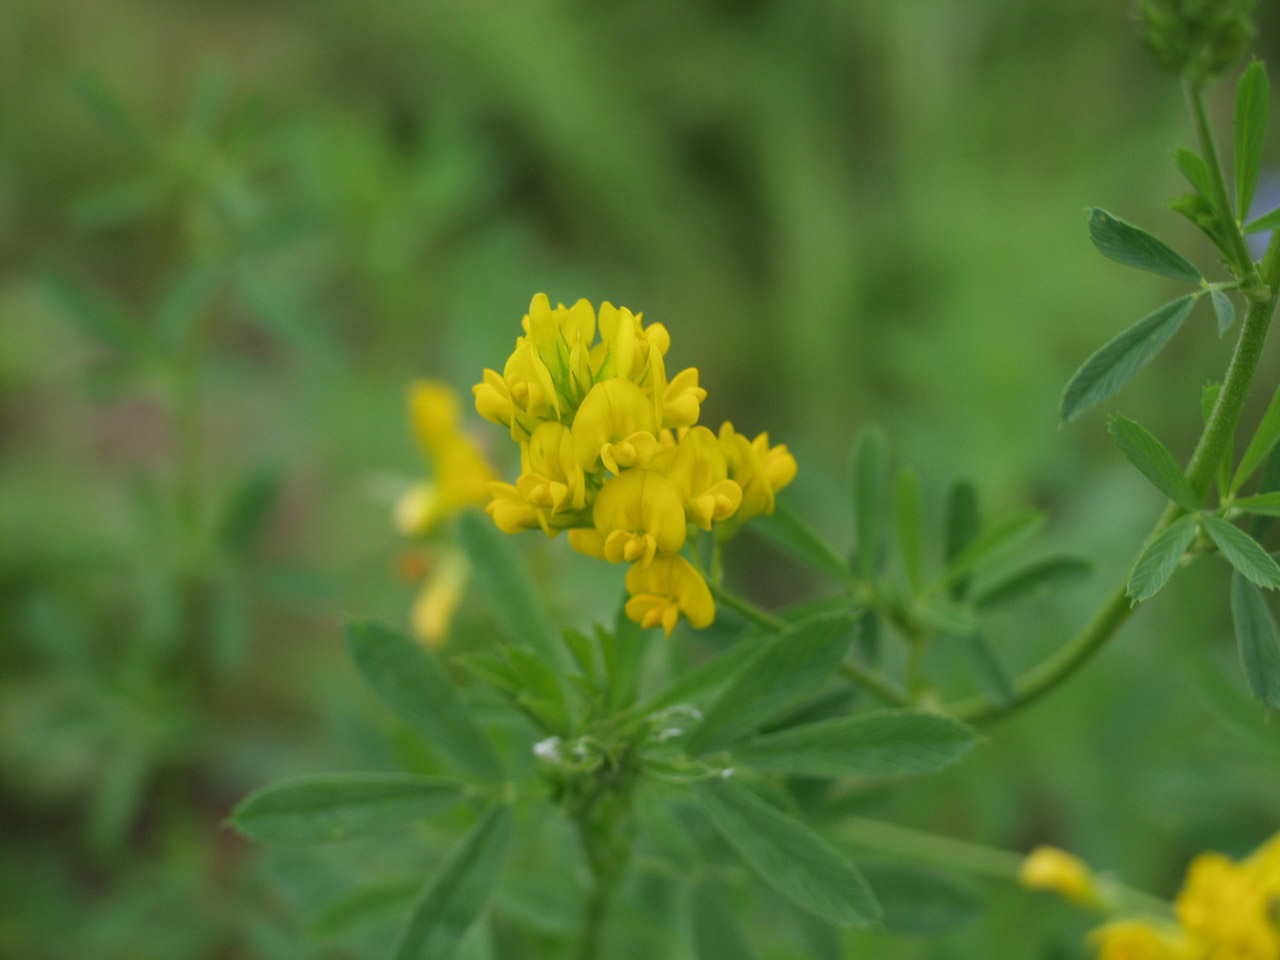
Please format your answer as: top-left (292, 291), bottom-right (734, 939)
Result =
top-left (1019, 845), bottom-right (1098, 906)
top-left (624, 554), bottom-right (715, 637)
top-left (663, 367), bottom-right (707, 429)
top-left (660, 426), bottom-right (743, 530)
top-left (591, 469), bottom-right (687, 566)
top-left (522, 293), bottom-right (596, 405)
top-left (571, 379), bottom-right (660, 473)
top-left (718, 422), bottom-right (798, 528)
top-left (410, 379), bottom-right (461, 449)
top-left (1177, 851), bottom-right (1280, 960)
top-left (411, 552), bottom-right (470, 648)
top-left (1091, 921), bottom-right (1191, 960)
top-left (520, 421), bottom-right (587, 515)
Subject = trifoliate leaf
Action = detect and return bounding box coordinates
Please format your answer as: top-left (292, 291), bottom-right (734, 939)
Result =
top-left (1202, 515), bottom-right (1280, 589)
top-left (1127, 513), bottom-right (1199, 603)
top-left (1108, 416), bottom-right (1200, 510)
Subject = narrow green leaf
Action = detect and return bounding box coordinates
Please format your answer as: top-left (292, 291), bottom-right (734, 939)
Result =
top-left (688, 613), bottom-right (854, 754)
top-left (731, 710), bottom-right (977, 779)
top-left (232, 773), bottom-right (468, 846)
top-left (696, 777), bottom-right (880, 927)
top-left (894, 469), bottom-right (923, 592)
top-left (1243, 206), bottom-right (1280, 234)
top-left (346, 621), bottom-right (504, 780)
top-left (941, 512), bottom-right (1043, 586)
top-left (1174, 147), bottom-right (1212, 198)
top-left (959, 632), bottom-right (1015, 705)
top-left (1087, 208), bottom-right (1203, 282)
top-left (458, 511), bottom-right (564, 666)
top-left (602, 602), bottom-right (651, 710)
top-left (639, 635), bottom-right (768, 716)
top-left (944, 481), bottom-right (980, 600)
top-left (1170, 192), bottom-right (1235, 257)
top-left (1234, 60), bottom-right (1269, 220)
top-left (1211, 289), bottom-right (1237, 335)
top-left (72, 69), bottom-right (152, 152)
top-left (1108, 416), bottom-right (1200, 510)
top-left (1202, 515), bottom-right (1280, 589)
top-left (72, 176), bottom-right (170, 231)
top-left (1233, 492), bottom-right (1280, 515)
top-left (1250, 445), bottom-right (1280, 539)
top-left (392, 803), bottom-right (513, 960)
top-left (1060, 295), bottom-right (1198, 423)
top-left (1232, 383), bottom-right (1280, 493)
top-left (972, 557), bottom-right (1092, 609)
top-left (857, 864), bottom-right (982, 935)
top-left (690, 883), bottom-right (757, 960)
top-left (1230, 573), bottom-right (1280, 709)
top-left (309, 879), bottom-right (420, 939)
top-left (752, 503), bottom-right (853, 582)
top-left (851, 426), bottom-right (890, 577)
top-left (1126, 514), bottom-right (1200, 603)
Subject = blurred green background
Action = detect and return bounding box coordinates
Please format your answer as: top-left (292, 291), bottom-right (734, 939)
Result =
top-left (4, 1), bottom-right (1280, 957)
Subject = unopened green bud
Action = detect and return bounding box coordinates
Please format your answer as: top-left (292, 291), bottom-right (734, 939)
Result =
top-left (1141, 0), bottom-right (1256, 82)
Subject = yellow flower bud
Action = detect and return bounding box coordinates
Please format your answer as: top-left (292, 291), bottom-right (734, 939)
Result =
top-left (592, 469), bottom-right (686, 566)
top-left (411, 552), bottom-right (469, 648)
top-left (394, 482), bottom-right (444, 537)
top-left (661, 426), bottom-right (743, 530)
top-left (718, 422), bottom-right (798, 527)
top-left (571, 379), bottom-right (659, 472)
top-left (624, 554), bottom-right (714, 637)
top-left (474, 369), bottom-right (515, 432)
top-left (1089, 921), bottom-right (1189, 960)
top-left (485, 481), bottom-right (542, 534)
top-left (504, 338), bottom-right (561, 423)
top-left (1019, 845), bottom-right (1098, 906)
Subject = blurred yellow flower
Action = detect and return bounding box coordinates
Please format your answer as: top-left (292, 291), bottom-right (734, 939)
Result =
top-left (1019, 845), bottom-right (1099, 906)
top-left (473, 293), bottom-right (796, 636)
top-left (1092, 921), bottom-right (1190, 960)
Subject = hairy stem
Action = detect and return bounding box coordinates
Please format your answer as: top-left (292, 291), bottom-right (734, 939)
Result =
top-left (953, 196), bottom-right (1280, 726)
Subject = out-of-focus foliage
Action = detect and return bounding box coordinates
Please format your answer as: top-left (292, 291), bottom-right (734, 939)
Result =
top-left (3, 0), bottom-right (1280, 957)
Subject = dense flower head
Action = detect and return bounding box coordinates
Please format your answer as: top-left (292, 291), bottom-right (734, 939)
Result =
top-left (1082, 832), bottom-right (1280, 960)
top-left (474, 293), bottom-right (796, 636)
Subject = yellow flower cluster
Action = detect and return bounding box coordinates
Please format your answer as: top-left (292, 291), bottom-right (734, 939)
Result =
top-left (473, 293), bottom-right (796, 636)
top-left (1089, 833), bottom-right (1280, 960)
top-left (394, 379), bottom-right (496, 647)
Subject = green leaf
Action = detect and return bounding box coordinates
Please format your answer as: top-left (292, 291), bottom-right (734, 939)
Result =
top-left (155, 262), bottom-right (223, 349)
top-left (688, 613), bottom-right (854, 754)
top-left (72, 69), bottom-right (152, 152)
top-left (1235, 60), bottom-right (1269, 220)
top-left (695, 777), bottom-right (880, 927)
top-left (1126, 514), bottom-right (1200, 603)
top-left (346, 621), bottom-right (504, 780)
top-left (1202, 515), bottom-right (1280, 589)
top-left (1230, 572), bottom-right (1280, 709)
top-left (1087, 208), bottom-right (1203, 282)
top-left (601, 602), bottom-right (651, 710)
top-left (1232, 492), bottom-right (1280, 515)
top-left (1108, 416), bottom-right (1200, 510)
top-left (1060, 295), bottom-right (1198, 424)
top-left (1211, 289), bottom-right (1237, 335)
top-left (972, 557), bottom-right (1092, 609)
top-left (639, 635), bottom-right (768, 716)
top-left (232, 773), bottom-right (468, 846)
top-left (1243, 206), bottom-right (1280, 234)
top-left (857, 864), bottom-right (982, 935)
top-left (894, 469), bottom-right (923, 592)
top-left (940, 512), bottom-right (1043, 587)
top-left (309, 879), bottom-right (421, 939)
top-left (731, 709), bottom-right (977, 779)
top-left (72, 176), bottom-right (170, 231)
top-left (1250, 445), bottom-right (1280, 539)
top-left (392, 803), bottom-right (513, 960)
top-left (944, 481), bottom-right (980, 600)
top-left (458, 511), bottom-right (564, 667)
top-left (690, 882), bottom-right (757, 960)
top-left (959, 632), bottom-right (1015, 705)
top-left (852, 426), bottom-right (890, 578)
top-left (1232, 383), bottom-right (1280, 493)
top-left (752, 503), bottom-right (853, 582)
top-left (1174, 147), bottom-right (1213, 198)
top-left (1170, 192), bottom-right (1234, 257)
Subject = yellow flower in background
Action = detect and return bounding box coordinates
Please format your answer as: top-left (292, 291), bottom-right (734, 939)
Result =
top-left (1019, 845), bottom-right (1099, 906)
top-left (1083, 831), bottom-right (1280, 960)
top-left (1092, 922), bottom-right (1190, 960)
top-left (394, 379), bottom-right (498, 646)
top-left (625, 555), bottom-right (715, 638)
top-left (473, 293), bottom-right (796, 636)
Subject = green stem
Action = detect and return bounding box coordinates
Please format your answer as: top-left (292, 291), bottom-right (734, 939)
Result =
top-left (951, 203), bottom-right (1280, 726)
top-left (708, 583), bottom-right (912, 707)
